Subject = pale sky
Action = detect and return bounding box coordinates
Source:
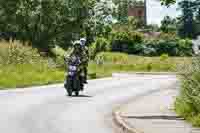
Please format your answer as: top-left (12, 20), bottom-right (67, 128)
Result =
top-left (146, 0), bottom-right (181, 26)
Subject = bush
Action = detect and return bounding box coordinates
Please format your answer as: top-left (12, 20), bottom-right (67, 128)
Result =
top-left (142, 38), bottom-right (193, 56)
top-left (177, 39), bottom-right (193, 56)
top-left (160, 54), bottom-right (169, 61)
top-left (89, 37), bottom-right (111, 59)
top-left (109, 31), bottom-right (193, 56)
top-left (111, 31), bottom-right (144, 53)
top-left (0, 40), bottom-right (42, 65)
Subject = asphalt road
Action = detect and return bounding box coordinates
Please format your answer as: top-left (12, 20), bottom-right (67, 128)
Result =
top-left (0, 74), bottom-right (178, 133)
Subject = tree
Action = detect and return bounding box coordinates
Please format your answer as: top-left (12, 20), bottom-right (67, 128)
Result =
top-left (83, 0), bottom-right (118, 40)
top-left (159, 0), bottom-right (176, 6)
top-left (127, 16), bottom-right (141, 30)
top-left (160, 16), bottom-right (177, 33)
top-left (178, 0), bottom-right (196, 38)
top-left (196, 8), bottom-right (200, 22)
top-left (0, 0), bottom-right (94, 54)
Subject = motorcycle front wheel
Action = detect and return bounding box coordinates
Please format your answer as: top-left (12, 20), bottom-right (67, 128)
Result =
top-left (75, 91), bottom-right (79, 96)
top-left (67, 89), bottom-right (73, 96)
top-left (66, 77), bottom-right (73, 96)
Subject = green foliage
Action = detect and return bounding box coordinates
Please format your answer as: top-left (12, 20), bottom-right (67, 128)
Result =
top-left (0, 0), bottom-right (94, 52)
top-left (0, 40), bottom-right (42, 64)
top-left (160, 0), bottom-right (176, 6)
top-left (175, 56), bottom-right (200, 127)
top-left (0, 64), bottom-right (64, 89)
top-left (83, 0), bottom-right (117, 42)
top-left (144, 36), bottom-right (193, 56)
top-left (89, 37), bottom-right (111, 59)
top-left (160, 16), bottom-right (177, 33)
top-left (111, 31), bottom-right (144, 54)
top-left (0, 40), bottom-right (192, 89)
top-left (178, 0), bottom-right (200, 39)
top-left (51, 45), bottom-right (66, 57)
top-left (0, 41), bottom-right (64, 89)
top-left (177, 39), bottom-right (193, 56)
top-left (109, 31), bottom-right (193, 56)
top-left (115, 0), bottom-right (128, 23)
top-left (160, 54), bottom-right (169, 61)
top-left (88, 52), bottom-right (190, 77)
top-left (127, 16), bottom-right (141, 31)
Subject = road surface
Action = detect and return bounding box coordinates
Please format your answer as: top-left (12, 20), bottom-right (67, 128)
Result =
top-left (0, 74), bottom-right (178, 133)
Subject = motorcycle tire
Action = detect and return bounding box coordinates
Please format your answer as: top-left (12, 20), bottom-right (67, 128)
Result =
top-left (67, 89), bottom-right (72, 96)
top-left (75, 91), bottom-right (79, 96)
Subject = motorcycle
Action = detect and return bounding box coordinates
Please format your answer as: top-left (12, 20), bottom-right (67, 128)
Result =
top-left (64, 55), bottom-right (84, 96)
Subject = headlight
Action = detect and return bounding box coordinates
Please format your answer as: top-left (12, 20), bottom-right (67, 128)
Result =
top-left (69, 65), bottom-right (77, 71)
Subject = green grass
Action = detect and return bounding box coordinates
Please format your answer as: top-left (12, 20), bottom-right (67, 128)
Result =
top-left (0, 46), bottom-right (192, 89)
top-left (174, 57), bottom-right (200, 127)
top-left (175, 97), bottom-right (200, 127)
top-left (0, 56), bottom-right (191, 89)
top-left (0, 64), bottom-right (64, 89)
top-left (88, 53), bottom-right (192, 79)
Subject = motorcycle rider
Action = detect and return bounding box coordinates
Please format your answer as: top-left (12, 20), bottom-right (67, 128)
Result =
top-left (64, 41), bottom-right (81, 63)
top-left (80, 38), bottom-right (89, 84)
top-left (64, 40), bottom-right (86, 91)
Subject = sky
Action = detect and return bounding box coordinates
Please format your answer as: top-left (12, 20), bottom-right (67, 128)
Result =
top-left (146, 0), bottom-right (181, 26)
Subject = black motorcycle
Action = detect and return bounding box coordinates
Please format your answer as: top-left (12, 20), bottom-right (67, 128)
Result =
top-left (64, 55), bottom-right (84, 96)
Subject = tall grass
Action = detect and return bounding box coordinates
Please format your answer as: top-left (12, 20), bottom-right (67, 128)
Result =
top-left (175, 56), bottom-right (200, 127)
top-left (0, 40), bottom-right (64, 89)
top-left (0, 42), bottom-right (192, 89)
top-left (87, 52), bottom-right (192, 79)
top-left (0, 40), bottom-right (42, 65)
top-left (93, 52), bottom-right (191, 72)
top-left (0, 64), bottom-right (64, 89)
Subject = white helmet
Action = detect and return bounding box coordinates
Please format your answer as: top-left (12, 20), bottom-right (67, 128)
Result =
top-left (80, 38), bottom-right (87, 46)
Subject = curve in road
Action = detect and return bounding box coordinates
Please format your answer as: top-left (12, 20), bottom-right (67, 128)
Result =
top-left (0, 75), bottom-right (178, 133)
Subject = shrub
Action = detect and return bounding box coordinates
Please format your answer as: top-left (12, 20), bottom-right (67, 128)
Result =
top-left (155, 40), bottom-right (179, 56)
top-left (177, 39), bottom-right (193, 56)
top-left (111, 31), bottom-right (144, 53)
top-left (175, 56), bottom-right (200, 127)
top-left (109, 31), bottom-right (193, 56)
top-left (0, 40), bottom-right (42, 65)
top-left (160, 54), bottom-right (169, 61)
top-left (142, 38), bottom-right (193, 56)
top-left (89, 37), bottom-right (111, 59)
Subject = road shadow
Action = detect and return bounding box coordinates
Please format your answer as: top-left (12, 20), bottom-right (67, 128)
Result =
top-left (66, 94), bottom-right (93, 98)
top-left (74, 94), bottom-right (93, 98)
top-left (123, 115), bottom-right (184, 120)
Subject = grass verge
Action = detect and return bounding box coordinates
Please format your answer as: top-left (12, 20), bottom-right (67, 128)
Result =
top-left (175, 97), bottom-right (200, 127)
top-left (0, 64), bottom-right (64, 89)
top-left (174, 57), bottom-right (200, 127)
top-left (0, 51), bottom-right (192, 89)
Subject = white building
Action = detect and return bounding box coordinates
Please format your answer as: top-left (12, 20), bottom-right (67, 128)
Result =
top-left (192, 36), bottom-right (200, 55)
